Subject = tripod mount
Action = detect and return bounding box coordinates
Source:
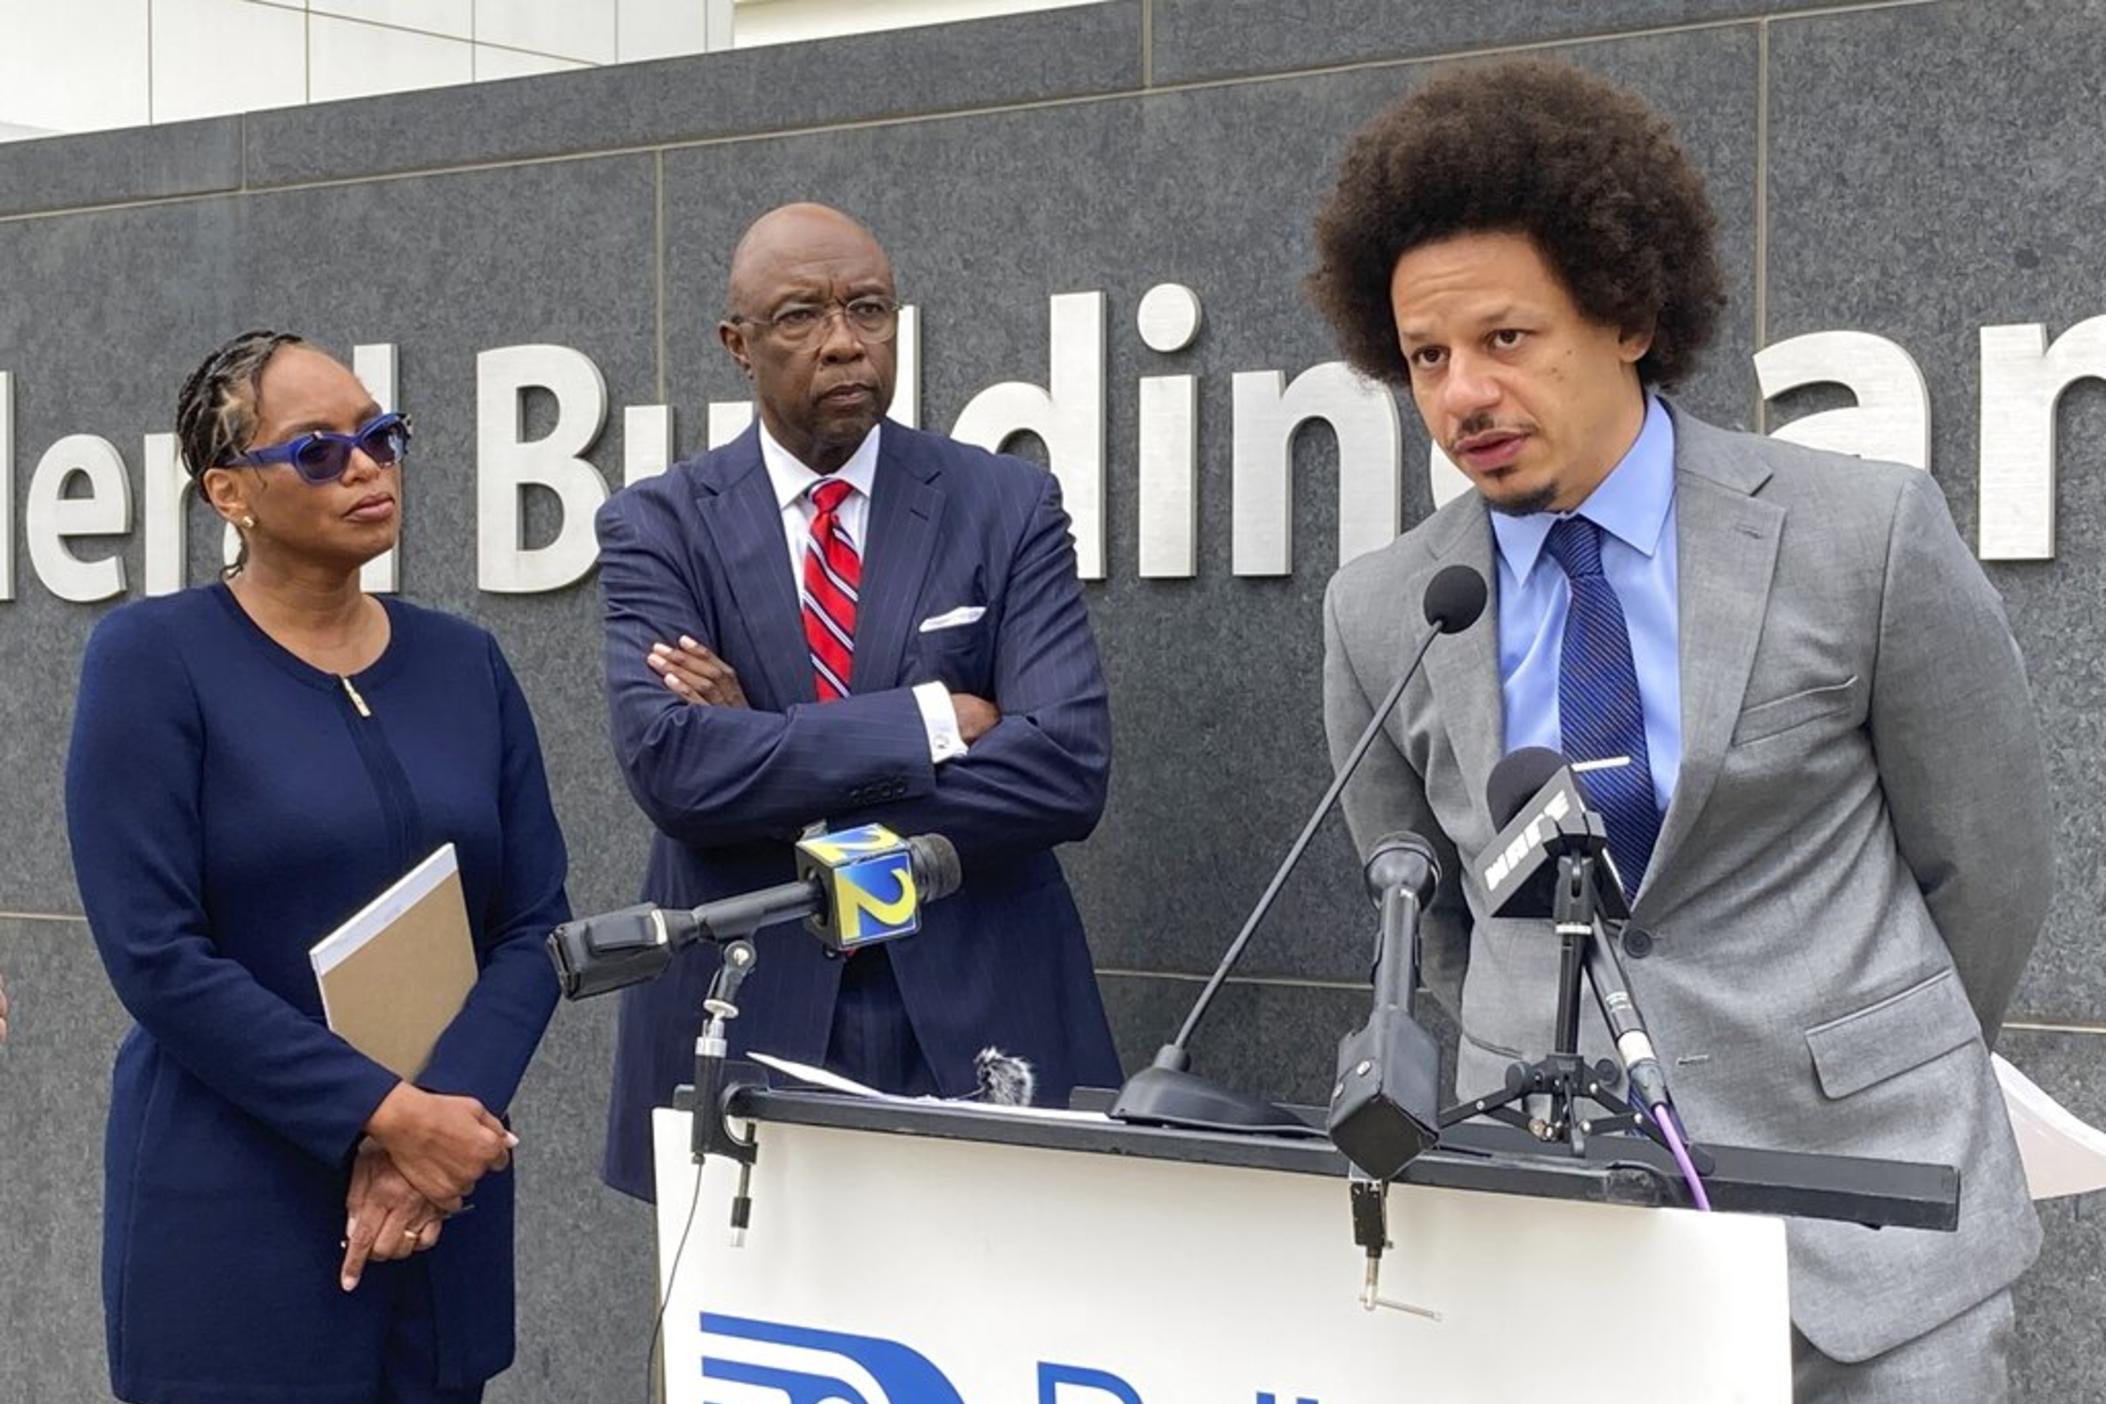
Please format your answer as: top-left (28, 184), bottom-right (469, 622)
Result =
top-left (1438, 853), bottom-right (1711, 1175)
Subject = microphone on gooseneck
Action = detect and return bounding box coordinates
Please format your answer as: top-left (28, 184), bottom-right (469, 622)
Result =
top-left (1423, 562), bottom-right (1493, 635)
top-left (1107, 564), bottom-right (1488, 1134)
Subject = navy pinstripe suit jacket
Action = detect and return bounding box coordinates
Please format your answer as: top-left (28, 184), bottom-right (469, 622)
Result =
top-left (595, 420), bottom-right (1122, 1198)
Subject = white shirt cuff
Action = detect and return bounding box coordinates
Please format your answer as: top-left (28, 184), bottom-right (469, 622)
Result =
top-left (912, 681), bottom-right (969, 764)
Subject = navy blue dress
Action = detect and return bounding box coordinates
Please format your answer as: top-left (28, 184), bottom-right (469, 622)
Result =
top-left (65, 583), bottom-right (569, 1404)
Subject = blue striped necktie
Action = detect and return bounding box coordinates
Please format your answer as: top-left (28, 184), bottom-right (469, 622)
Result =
top-left (1544, 516), bottom-right (1660, 899)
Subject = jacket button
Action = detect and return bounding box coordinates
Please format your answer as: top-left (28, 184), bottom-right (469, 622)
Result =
top-left (1622, 926), bottom-right (1655, 960)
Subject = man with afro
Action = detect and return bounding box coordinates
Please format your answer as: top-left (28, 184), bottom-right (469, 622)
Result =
top-left (1313, 59), bottom-right (2048, 1402)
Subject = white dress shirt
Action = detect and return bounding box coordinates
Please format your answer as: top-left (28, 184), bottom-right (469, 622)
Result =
top-left (757, 421), bottom-right (966, 763)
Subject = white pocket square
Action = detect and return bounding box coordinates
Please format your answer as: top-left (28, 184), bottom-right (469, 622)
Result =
top-left (918, 605), bottom-right (987, 633)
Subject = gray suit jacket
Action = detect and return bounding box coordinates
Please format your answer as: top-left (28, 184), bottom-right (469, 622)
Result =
top-left (1323, 404), bottom-right (2051, 1361)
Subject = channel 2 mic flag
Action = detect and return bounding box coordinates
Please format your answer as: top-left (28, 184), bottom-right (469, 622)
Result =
top-left (795, 825), bottom-right (925, 952)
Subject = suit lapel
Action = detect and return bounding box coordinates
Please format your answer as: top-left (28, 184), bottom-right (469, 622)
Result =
top-left (1639, 413), bottom-right (1783, 905)
top-left (851, 424), bottom-right (946, 692)
top-left (693, 430), bottom-right (816, 708)
top-left (1421, 494), bottom-right (1505, 829)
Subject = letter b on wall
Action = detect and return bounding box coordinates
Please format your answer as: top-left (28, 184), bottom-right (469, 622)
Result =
top-left (477, 344), bottom-right (611, 592)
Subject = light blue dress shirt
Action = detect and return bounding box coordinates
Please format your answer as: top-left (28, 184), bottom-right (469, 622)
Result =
top-left (1490, 394), bottom-right (1681, 812)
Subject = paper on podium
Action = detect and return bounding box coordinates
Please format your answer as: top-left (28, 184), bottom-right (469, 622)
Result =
top-left (1994, 1052), bottom-right (2106, 1200)
top-left (309, 844), bottom-right (476, 1080)
top-left (747, 1052), bottom-right (1113, 1124)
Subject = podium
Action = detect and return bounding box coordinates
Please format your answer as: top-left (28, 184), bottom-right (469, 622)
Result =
top-left (649, 1081), bottom-right (1958, 1403)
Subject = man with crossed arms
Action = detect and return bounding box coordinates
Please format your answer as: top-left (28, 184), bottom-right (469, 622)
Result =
top-left (593, 203), bottom-right (1121, 1201)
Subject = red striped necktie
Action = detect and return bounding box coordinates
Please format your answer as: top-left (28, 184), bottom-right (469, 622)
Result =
top-left (802, 477), bottom-right (862, 701)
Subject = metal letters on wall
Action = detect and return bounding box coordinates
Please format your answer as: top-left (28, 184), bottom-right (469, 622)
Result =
top-left (951, 292), bottom-right (1108, 580)
top-left (1755, 331), bottom-right (1931, 471)
top-left (27, 434), bottom-right (131, 603)
top-left (1978, 317), bottom-right (2106, 562)
top-left (477, 344), bottom-right (611, 593)
top-left (1136, 284), bottom-right (1202, 579)
top-left (0, 302), bottom-right (2094, 605)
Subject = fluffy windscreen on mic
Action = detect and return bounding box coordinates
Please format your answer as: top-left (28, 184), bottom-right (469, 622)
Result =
top-left (1422, 564), bottom-right (1489, 635)
top-left (1487, 746), bottom-right (1572, 828)
top-left (973, 1047), bottom-right (1037, 1106)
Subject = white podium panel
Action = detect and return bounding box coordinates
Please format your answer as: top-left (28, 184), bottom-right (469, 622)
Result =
top-left (653, 1107), bottom-right (1788, 1403)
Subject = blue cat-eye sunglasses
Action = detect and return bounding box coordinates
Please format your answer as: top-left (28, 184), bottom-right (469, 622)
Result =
top-left (231, 411), bottom-right (413, 485)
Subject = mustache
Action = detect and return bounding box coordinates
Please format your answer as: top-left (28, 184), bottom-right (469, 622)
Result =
top-left (1445, 415), bottom-right (1535, 454)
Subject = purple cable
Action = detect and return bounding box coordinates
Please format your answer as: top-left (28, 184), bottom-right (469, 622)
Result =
top-left (1653, 1103), bottom-right (1712, 1212)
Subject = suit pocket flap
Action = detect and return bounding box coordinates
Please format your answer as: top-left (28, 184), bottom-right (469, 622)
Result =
top-left (1803, 969), bottom-right (1977, 1100)
top-left (1732, 675), bottom-right (1859, 746)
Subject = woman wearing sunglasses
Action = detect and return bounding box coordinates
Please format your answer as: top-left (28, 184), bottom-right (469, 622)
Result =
top-left (64, 330), bottom-right (570, 1404)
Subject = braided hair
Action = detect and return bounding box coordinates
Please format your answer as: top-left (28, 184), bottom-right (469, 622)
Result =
top-left (174, 330), bottom-right (305, 576)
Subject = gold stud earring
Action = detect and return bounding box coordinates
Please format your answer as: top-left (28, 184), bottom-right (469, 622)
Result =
top-left (239, 514), bottom-right (256, 530)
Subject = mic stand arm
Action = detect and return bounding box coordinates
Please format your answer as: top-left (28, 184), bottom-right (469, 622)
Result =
top-left (1110, 617), bottom-right (1459, 1135)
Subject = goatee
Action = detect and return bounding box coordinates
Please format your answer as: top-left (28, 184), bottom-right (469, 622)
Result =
top-left (1484, 483), bottom-right (1558, 517)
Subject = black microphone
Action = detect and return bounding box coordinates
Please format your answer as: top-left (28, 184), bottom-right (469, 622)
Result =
top-left (547, 829), bottom-right (963, 999)
top-left (1478, 752), bottom-right (1671, 1112)
top-left (1487, 745), bottom-right (1568, 827)
top-left (1109, 564), bottom-right (1488, 1133)
top-left (1328, 832), bottom-right (1444, 1180)
top-left (1479, 746), bottom-right (1627, 920)
top-left (1362, 832), bottom-right (1439, 997)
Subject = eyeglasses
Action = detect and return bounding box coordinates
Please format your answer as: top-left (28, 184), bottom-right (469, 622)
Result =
top-left (731, 297), bottom-right (900, 345)
top-left (231, 411), bottom-right (413, 485)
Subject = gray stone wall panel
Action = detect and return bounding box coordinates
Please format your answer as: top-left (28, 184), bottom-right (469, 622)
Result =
top-left (0, 117), bottom-right (241, 219)
top-left (1765, 0), bottom-right (2106, 1026)
top-left (0, 917), bottom-right (124, 1404)
top-left (241, 3), bottom-right (1145, 190)
top-left (1148, 0), bottom-right (1831, 86)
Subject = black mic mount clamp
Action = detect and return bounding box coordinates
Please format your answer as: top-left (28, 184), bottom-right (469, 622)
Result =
top-left (1437, 851), bottom-right (1635, 1155)
top-left (690, 938), bottom-right (763, 1241)
top-left (1348, 1169), bottom-right (1442, 1321)
top-left (1440, 843), bottom-right (1713, 1176)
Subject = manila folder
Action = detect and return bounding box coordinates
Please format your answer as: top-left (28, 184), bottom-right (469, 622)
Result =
top-left (310, 844), bottom-right (477, 1080)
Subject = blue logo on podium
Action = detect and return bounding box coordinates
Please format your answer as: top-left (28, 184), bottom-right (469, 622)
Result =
top-left (701, 1313), bottom-right (964, 1404)
top-left (699, 1313), bottom-right (1320, 1404)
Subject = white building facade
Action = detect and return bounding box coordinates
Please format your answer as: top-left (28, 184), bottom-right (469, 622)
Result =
top-left (0, 0), bottom-right (1093, 141)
